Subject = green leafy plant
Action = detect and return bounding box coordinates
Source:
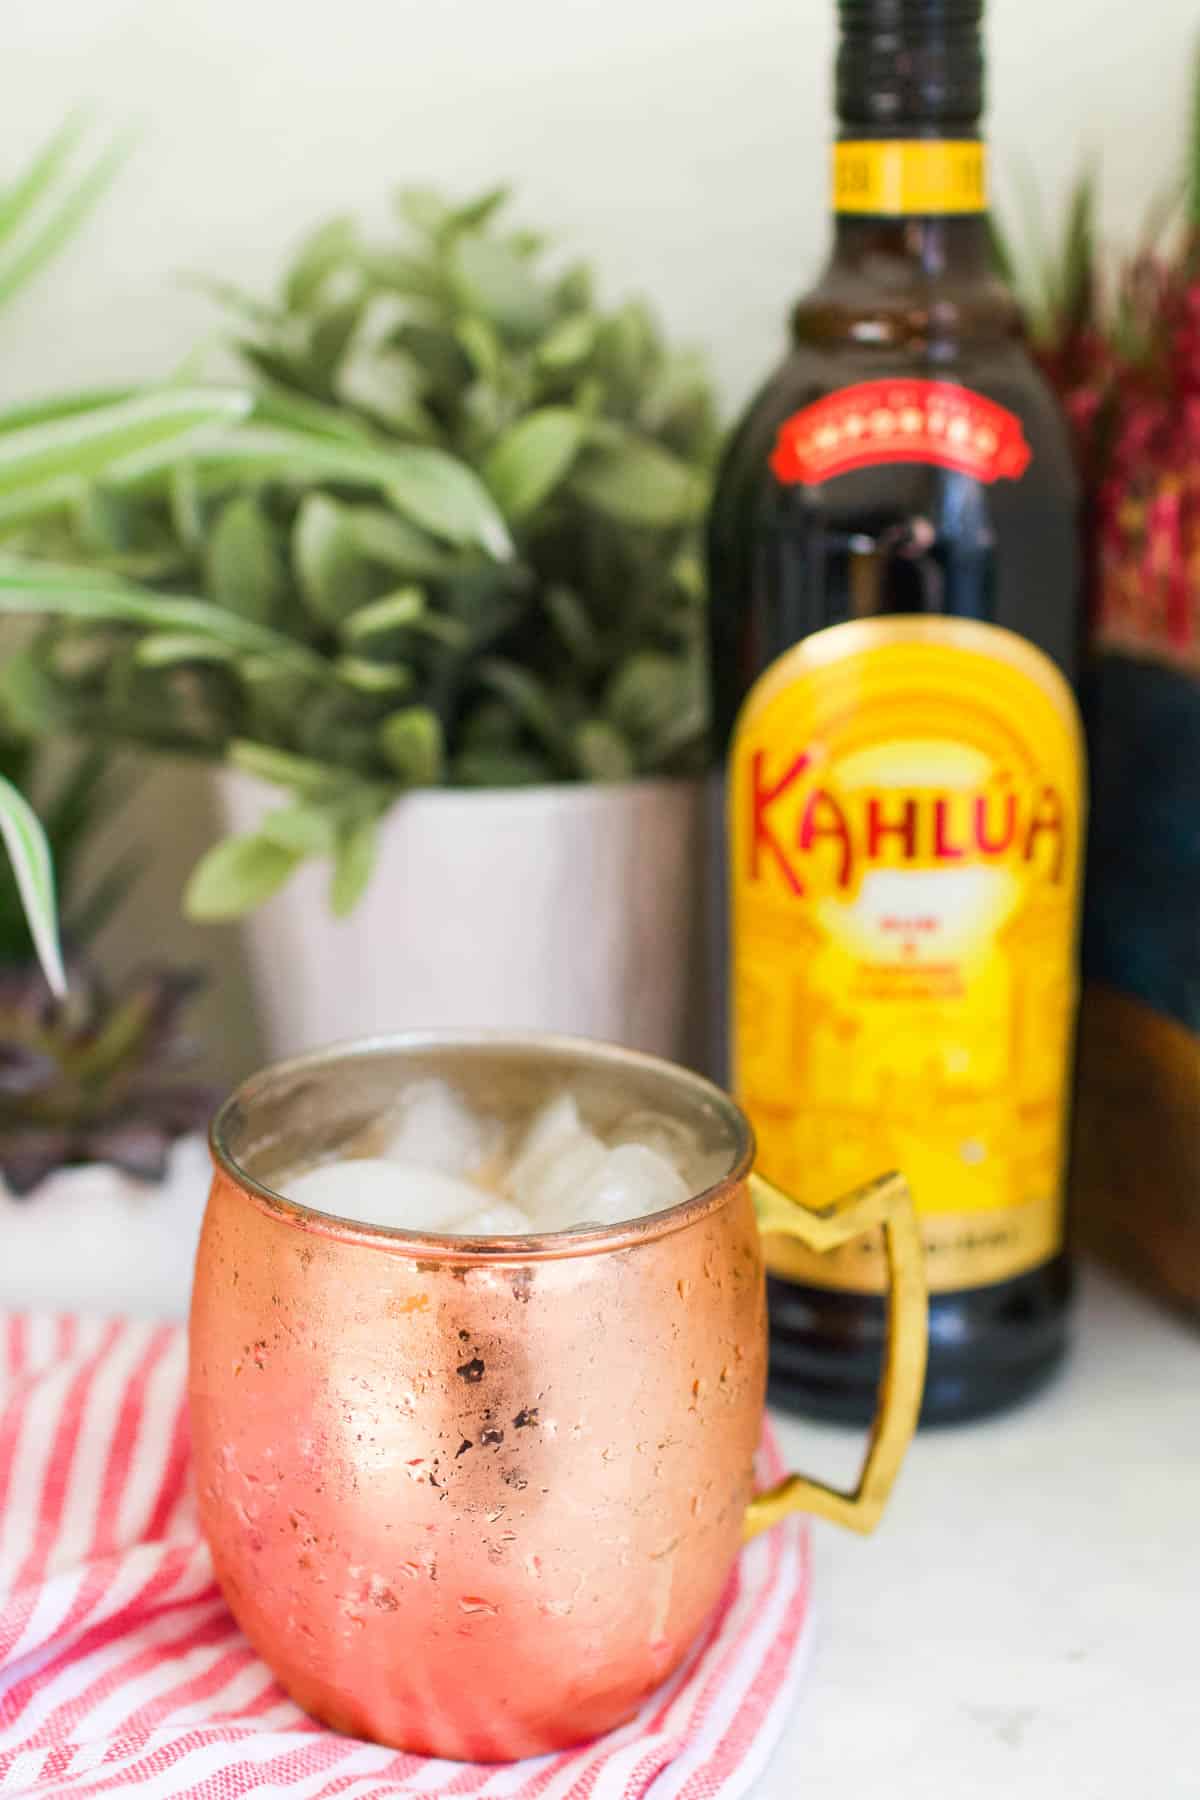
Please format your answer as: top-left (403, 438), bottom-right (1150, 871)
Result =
top-left (0, 117), bottom-right (254, 970)
top-left (0, 118), bottom-right (235, 1192)
top-left (0, 113), bottom-right (127, 323)
top-left (0, 185), bottom-right (720, 919)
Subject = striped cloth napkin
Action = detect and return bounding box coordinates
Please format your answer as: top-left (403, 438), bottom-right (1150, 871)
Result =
top-left (0, 1315), bottom-right (813, 1800)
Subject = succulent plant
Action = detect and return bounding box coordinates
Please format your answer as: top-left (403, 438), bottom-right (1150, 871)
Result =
top-left (995, 59), bottom-right (1200, 669)
top-left (0, 959), bottom-right (217, 1195)
top-left (0, 184), bottom-right (720, 919)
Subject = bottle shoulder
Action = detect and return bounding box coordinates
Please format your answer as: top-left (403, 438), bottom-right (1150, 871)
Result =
top-left (713, 328), bottom-right (1078, 517)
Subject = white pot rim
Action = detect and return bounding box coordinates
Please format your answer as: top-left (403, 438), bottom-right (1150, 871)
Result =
top-left (221, 768), bottom-right (700, 812)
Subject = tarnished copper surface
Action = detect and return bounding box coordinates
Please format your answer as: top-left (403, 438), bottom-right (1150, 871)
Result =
top-left (189, 1033), bottom-right (926, 1761)
top-left (190, 1036), bottom-right (765, 1762)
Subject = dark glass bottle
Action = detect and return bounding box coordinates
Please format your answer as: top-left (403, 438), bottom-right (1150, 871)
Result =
top-left (708, 0), bottom-right (1083, 1425)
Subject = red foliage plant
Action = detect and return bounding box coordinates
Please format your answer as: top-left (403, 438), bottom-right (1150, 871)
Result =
top-left (1003, 98), bottom-right (1200, 672)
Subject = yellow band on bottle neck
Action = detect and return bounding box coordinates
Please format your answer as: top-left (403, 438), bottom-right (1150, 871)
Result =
top-left (833, 140), bottom-right (988, 216)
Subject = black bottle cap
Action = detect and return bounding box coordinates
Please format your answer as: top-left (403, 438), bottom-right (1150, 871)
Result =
top-left (836, 0), bottom-right (985, 132)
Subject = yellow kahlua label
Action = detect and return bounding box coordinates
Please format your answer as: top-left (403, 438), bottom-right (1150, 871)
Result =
top-left (833, 140), bottom-right (987, 215)
top-left (729, 617), bottom-right (1085, 1295)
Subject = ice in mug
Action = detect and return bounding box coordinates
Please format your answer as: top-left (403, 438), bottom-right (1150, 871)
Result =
top-left (284, 1078), bottom-right (719, 1234)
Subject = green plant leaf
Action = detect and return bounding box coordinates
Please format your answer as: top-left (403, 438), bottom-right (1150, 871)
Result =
top-left (555, 261), bottom-right (592, 311)
top-left (537, 313), bottom-right (597, 369)
top-left (336, 343), bottom-right (433, 437)
top-left (74, 483), bottom-right (133, 554)
top-left (345, 508), bottom-right (454, 579)
top-left (226, 739), bottom-right (358, 797)
top-left (0, 773), bottom-right (65, 995)
top-left (482, 408), bottom-right (586, 519)
top-left (293, 493), bottom-right (375, 625)
top-left (447, 187), bottom-right (511, 236)
top-left (305, 297), bottom-right (364, 390)
top-left (0, 644), bottom-right (71, 734)
top-left (341, 586), bottom-right (425, 641)
top-left (606, 650), bottom-right (686, 739)
top-left (571, 434), bottom-right (705, 527)
top-left (0, 386), bottom-right (252, 528)
top-left (1009, 157), bottom-right (1058, 339)
top-left (259, 801), bottom-right (338, 857)
top-left (0, 384), bottom-right (133, 435)
top-left (400, 611), bottom-right (469, 648)
top-left (0, 113), bottom-right (88, 250)
top-left (0, 563), bottom-right (329, 677)
top-left (392, 322), bottom-right (470, 396)
top-left (572, 718), bottom-right (634, 781)
top-left (0, 122), bottom-right (132, 316)
top-left (168, 461), bottom-right (205, 550)
top-left (638, 350), bottom-right (718, 452)
top-left (987, 215), bottom-right (1017, 287)
top-left (1058, 162), bottom-right (1099, 340)
top-left (134, 632), bottom-right (238, 668)
top-left (385, 446), bottom-right (514, 559)
top-left (476, 658), bottom-right (566, 756)
top-left (192, 274), bottom-right (282, 327)
top-left (451, 233), bottom-right (550, 343)
top-left (544, 585), bottom-right (601, 667)
top-left (330, 813), bottom-right (378, 915)
top-left (252, 380), bottom-right (377, 444)
top-left (62, 846), bottom-right (141, 948)
top-left (184, 831), bottom-right (303, 919)
top-left (37, 747), bottom-right (126, 891)
top-left (284, 214), bottom-right (358, 311)
top-left (333, 655), bottom-right (413, 695)
top-left (460, 698), bottom-right (520, 750)
top-left (361, 247), bottom-right (445, 300)
top-left (451, 745), bottom-right (552, 787)
top-left (395, 185), bottom-right (451, 237)
top-left (206, 494), bottom-right (286, 622)
top-left (456, 315), bottom-right (503, 380)
top-left (377, 707), bottom-right (444, 782)
top-left (110, 426), bottom-right (514, 560)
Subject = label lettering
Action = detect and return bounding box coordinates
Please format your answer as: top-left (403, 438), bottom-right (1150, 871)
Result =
top-left (730, 618), bottom-right (1085, 1297)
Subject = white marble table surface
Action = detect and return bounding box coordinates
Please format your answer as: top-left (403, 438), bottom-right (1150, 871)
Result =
top-left (761, 1265), bottom-right (1199, 1798)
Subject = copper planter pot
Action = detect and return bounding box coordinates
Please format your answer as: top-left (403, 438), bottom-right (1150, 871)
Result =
top-left (190, 1034), bottom-right (926, 1762)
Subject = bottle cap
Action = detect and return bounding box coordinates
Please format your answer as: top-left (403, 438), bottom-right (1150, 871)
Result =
top-left (836, 0), bottom-right (985, 131)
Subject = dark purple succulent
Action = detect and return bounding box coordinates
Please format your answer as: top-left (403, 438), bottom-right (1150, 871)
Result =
top-left (0, 961), bottom-right (221, 1197)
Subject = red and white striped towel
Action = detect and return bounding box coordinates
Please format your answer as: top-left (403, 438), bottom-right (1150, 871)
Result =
top-left (0, 1315), bottom-right (812, 1800)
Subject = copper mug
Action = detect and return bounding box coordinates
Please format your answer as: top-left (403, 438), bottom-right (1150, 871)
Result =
top-left (190, 1034), bottom-right (927, 1762)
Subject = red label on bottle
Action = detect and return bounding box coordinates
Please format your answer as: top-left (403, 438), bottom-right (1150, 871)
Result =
top-left (769, 379), bottom-right (1032, 487)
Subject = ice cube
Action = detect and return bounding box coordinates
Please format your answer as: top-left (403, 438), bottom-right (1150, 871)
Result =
top-left (503, 1093), bottom-right (615, 1227)
top-left (527, 1134), bottom-right (610, 1227)
top-left (560, 1142), bottom-right (690, 1228)
top-left (286, 1158), bottom-right (490, 1233)
top-left (450, 1200), bottom-right (534, 1237)
top-left (377, 1079), bottom-right (501, 1176)
top-left (607, 1109), bottom-right (700, 1177)
top-left (502, 1092), bottom-right (695, 1231)
top-left (503, 1093), bottom-right (585, 1198)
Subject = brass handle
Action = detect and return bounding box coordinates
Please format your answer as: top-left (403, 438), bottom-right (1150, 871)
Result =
top-left (743, 1169), bottom-right (928, 1539)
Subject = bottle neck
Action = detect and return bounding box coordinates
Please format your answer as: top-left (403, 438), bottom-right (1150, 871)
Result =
top-left (829, 213), bottom-right (995, 283)
top-left (827, 135), bottom-right (995, 283)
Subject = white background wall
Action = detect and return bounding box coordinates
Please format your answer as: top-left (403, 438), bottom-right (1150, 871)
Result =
top-left (0, 0), bottom-right (1193, 1072)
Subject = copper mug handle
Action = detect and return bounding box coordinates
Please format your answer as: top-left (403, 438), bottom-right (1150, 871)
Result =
top-left (744, 1169), bottom-right (928, 1540)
